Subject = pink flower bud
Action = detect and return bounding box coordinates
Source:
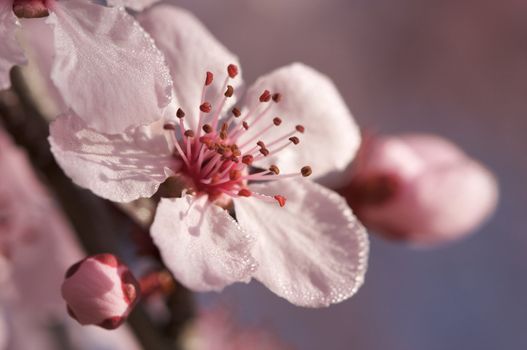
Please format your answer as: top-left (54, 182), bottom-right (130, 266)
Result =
top-left (341, 134), bottom-right (498, 246)
top-left (61, 254), bottom-right (140, 329)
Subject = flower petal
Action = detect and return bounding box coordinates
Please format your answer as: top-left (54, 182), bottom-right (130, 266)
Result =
top-left (47, 0), bottom-right (172, 133)
top-left (49, 114), bottom-right (176, 202)
top-left (238, 63), bottom-right (360, 188)
top-left (138, 5), bottom-right (242, 130)
top-left (151, 196), bottom-right (256, 291)
top-left (0, 4), bottom-right (26, 89)
top-left (107, 0), bottom-right (160, 12)
top-left (234, 179), bottom-right (369, 307)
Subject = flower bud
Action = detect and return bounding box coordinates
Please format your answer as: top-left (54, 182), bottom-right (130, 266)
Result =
top-left (61, 254), bottom-right (140, 329)
top-left (341, 134), bottom-right (498, 246)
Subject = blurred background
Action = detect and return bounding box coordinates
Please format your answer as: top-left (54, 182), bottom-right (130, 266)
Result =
top-left (171, 0), bottom-right (527, 349)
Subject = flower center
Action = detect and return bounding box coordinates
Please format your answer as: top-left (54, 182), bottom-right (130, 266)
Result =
top-left (163, 64), bottom-right (311, 207)
top-left (12, 0), bottom-right (50, 18)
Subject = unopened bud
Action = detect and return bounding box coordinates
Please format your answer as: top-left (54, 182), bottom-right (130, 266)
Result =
top-left (61, 254), bottom-right (140, 330)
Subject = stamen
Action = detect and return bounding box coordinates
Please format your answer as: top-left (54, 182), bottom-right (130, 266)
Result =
top-left (242, 155), bottom-right (254, 165)
top-left (225, 85), bottom-right (234, 97)
top-left (289, 136), bottom-right (300, 145)
top-left (259, 148), bottom-right (270, 156)
top-left (272, 93), bottom-right (282, 103)
top-left (242, 121), bottom-right (249, 130)
top-left (202, 124), bottom-right (213, 133)
top-left (259, 90), bottom-right (272, 102)
top-left (176, 108), bottom-right (186, 119)
top-left (301, 166), bottom-right (312, 177)
top-left (238, 188), bottom-right (252, 197)
top-left (274, 195), bottom-right (287, 207)
top-left (228, 64), bottom-right (239, 78)
top-left (232, 108), bottom-right (241, 117)
top-left (296, 125), bottom-right (305, 133)
top-left (205, 72), bottom-right (213, 86)
top-left (200, 102), bottom-right (212, 113)
top-left (273, 117), bottom-right (282, 126)
top-left (184, 130), bottom-right (195, 138)
top-left (269, 165), bottom-right (280, 175)
top-left (163, 123), bottom-right (176, 130)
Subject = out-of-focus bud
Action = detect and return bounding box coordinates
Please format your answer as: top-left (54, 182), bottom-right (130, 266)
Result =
top-left (340, 134), bottom-right (498, 246)
top-left (61, 254), bottom-right (140, 330)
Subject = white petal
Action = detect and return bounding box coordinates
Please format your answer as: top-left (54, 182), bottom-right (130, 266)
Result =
top-left (234, 179), bottom-right (369, 307)
top-left (0, 4), bottom-right (26, 89)
top-left (238, 63), bottom-right (360, 187)
top-left (138, 5), bottom-right (242, 130)
top-left (49, 114), bottom-right (176, 202)
top-left (151, 196), bottom-right (257, 291)
top-left (47, 0), bottom-right (172, 133)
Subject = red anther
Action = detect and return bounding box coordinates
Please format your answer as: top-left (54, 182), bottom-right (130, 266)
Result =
top-left (205, 71), bottom-right (213, 86)
top-left (242, 155), bottom-right (254, 165)
top-left (202, 124), bottom-right (213, 133)
top-left (259, 90), bottom-right (272, 102)
top-left (184, 130), bottom-right (195, 138)
top-left (295, 125), bottom-right (305, 133)
top-left (227, 64), bottom-right (239, 78)
top-left (229, 170), bottom-right (242, 180)
top-left (269, 165), bottom-right (280, 175)
top-left (232, 107), bottom-right (241, 117)
top-left (200, 102), bottom-right (212, 113)
top-left (230, 146), bottom-right (241, 157)
top-left (163, 123), bottom-right (176, 130)
top-left (289, 136), bottom-right (300, 145)
top-left (231, 156), bottom-right (240, 163)
top-left (238, 188), bottom-right (252, 197)
top-left (272, 93), bottom-right (282, 103)
top-left (257, 141), bottom-right (266, 148)
top-left (242, 121), bottom-right (249, 130)
top-left (260, 148), bottom-right (270, 156)
top-left (176, 108), bottom-right (186, 119)
top-left (301, 166), bottom-right (312, 177)
top-left (273, 117), bottom-right (282, 126)
top-left (225, 85), bottom-right (234, 97)
top-left (274, 195), bottom-right (287, 207)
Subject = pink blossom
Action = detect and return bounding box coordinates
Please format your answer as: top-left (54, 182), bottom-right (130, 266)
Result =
top-left (1, 0), bottom-right (172, 133)
top-left (62, 254), bottom-right (141, 329)
top-left (49, 5), bottom-right (369, 307)
top-left (182, 306), bottom-right (292, 350)
top-left (340, 134), bottom-right (498, 246)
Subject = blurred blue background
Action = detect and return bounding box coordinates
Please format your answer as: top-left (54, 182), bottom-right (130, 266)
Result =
top-left (177, 1), bottom-right (527, 349)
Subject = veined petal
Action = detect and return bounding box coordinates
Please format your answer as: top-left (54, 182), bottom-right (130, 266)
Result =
top-left (238, 63), bottom-right (360, 188)
top-left (151, 196), bottom-right (256, 291)
top-left (0, 3), bottom-right (26, 90)
top-left (47, 0), bottom-right (172, 133)
top-left (49, 114), bottom-right (176, 203)
top-left (234, 179), bottom-right (369, 307)
top-left (138, 5), bottom-right (242, 130)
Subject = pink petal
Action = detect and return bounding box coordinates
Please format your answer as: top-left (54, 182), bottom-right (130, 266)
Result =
top-left (138, 5), bottom-right (242, 130)
top-left (47, 0), bottom-right (172, 133)
top-left (0, 4), bottom-right (26, 89)
top-left (238, 63), bottom-right (360, 188)
top-left (150, 195), bottom-right (257, 292)
top-left (49, 114), bottom-right (176, 202)
top-left (234, 179), bottom-right (369, 307)
top-left (107, 0), bottom-right (160, 11)
top-left (346, 134), bottom-right (498, 246)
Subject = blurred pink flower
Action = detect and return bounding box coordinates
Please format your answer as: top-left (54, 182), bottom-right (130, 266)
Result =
top-left (49, 5), bottom-right (369, 307)
top-left (0, 128), bottom-right (141, 349)
top-left (62, 254), bottom-right (140, 329)
top-left (1, 0), bottom-right (171, 133)
top-left (340, 134), bottom-right (498, 246)
top-left (183, 306), bottom-right (292, 350)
